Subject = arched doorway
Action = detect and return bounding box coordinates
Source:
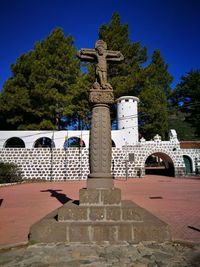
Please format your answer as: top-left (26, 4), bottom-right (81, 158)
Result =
top-left (112, 140), bottom-right (116, 147)
top-left (64, 137), bottom-right (86, 149)
top-left (145, 152), bottom-right (175, 176)
top-left (34, 137), bottom-right (54, 148)
top-left (4, 137), bottom-right (25, 148)
top-left (183, 155), bottom-right (193, 174)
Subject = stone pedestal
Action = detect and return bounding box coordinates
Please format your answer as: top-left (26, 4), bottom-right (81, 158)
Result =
top-left (29, 187), bottom-right (171, 243)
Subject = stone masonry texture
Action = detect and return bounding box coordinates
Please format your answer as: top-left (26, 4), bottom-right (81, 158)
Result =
top-left (0, 141), bottom-right (200, 180)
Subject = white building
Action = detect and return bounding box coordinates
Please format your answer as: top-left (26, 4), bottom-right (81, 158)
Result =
top-left (0, 96), bottom-right (200, 180)
top-left (0, 96), bottom-right (140, 149)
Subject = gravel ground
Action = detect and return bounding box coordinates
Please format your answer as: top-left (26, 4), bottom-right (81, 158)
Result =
top-left (0, 241), bottom-right (200, 267)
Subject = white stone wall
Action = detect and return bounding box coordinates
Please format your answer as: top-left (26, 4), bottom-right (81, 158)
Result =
top-left (0, 148), bottom-right (89, 180)
top-left (1, 93), bottom-right (199, 179)
top-left (0, 144), bottom-right (199, 181)
top-left (0, 147), bottom-right (127, 180)
top-left (124, 141), bottom-right (185, 177)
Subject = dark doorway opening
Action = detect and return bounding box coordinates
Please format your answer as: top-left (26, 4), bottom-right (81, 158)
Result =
top-left (145, 152), bottom-right (175, 176)
top-left (183, 155), bottom-right (193, 174)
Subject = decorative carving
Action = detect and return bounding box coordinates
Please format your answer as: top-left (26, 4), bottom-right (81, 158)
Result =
top-left (89, 89), bottom-right (114, 104)
top-left (89, 105), bottom-right (112, 176)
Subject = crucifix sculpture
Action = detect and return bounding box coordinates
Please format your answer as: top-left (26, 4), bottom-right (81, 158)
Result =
top-left (77, 40), bottom-right (124, 90)
top-left (77, 40), bottom-right (124, 188)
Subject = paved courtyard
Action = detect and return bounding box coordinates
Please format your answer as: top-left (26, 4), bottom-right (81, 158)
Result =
top-left (0, 175), bottom-right (200, 247)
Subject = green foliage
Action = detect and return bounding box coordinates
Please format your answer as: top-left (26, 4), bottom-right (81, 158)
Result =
top-left (138, 50), bottom-right (172, 139)
top-left (98, 13), bottom-right (171, 139)
top-left (98, 13), bottom-right (147, 98)
top-left (0, 28), bottom-right (80, 130)
top-left (171, 70), bottom-right (200, 139)
top-left (169, 111), bottom-right (197, 140)
top-left (139, 82), bottom-right (169, 139)
top-left (0, 162), bottom-right (23, 184)
top-left (64, 73), bottom-right (91, 129)
top-left (142, 49), bottom-right (173, 99)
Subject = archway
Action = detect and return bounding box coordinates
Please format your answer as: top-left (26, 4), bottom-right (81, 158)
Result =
top-left (34, 137), bottom-right (55, 148)
top-left (112, 140), bottom-right (116, 147)
top-left (183, 155), bottom-right (193, 174)
top-left (64, 137), bottom-right (86, 149)
top-left (145, 152), bottom-right (175, 176)
top-left (4, 137), bottom-right (25, 148)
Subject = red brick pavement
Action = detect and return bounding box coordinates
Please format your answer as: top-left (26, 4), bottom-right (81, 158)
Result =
top-left (0, 175), bottom-right (200, 246)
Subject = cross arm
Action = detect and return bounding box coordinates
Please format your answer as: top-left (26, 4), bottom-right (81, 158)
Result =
top-left (77, 48), bottom-right (96, 62)
top-left (107, 50), bottom-right (124, 62)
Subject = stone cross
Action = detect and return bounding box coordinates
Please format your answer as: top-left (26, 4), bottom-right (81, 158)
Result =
top-left (77, 40), bottom-right (124, 189)
top-left (77, 40), bottom-right (124, 90)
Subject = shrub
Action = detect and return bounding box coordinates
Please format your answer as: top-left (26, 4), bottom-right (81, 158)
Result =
top-left (0, 162), bottom-right (23, 184)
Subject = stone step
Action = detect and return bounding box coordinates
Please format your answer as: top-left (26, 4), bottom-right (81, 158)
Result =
top-left (29, 187), bottom-right (171, 244)
top-left (57, 199), bottom-right (166, 224)
top-left (79, 187), bottom-right (121, 205)
top-left (58, 200), bottom-right (146, 222)
top-left (30, 218), bottom-right (170, 243)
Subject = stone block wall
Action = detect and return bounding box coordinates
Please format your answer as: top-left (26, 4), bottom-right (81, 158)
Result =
top-left (0, 148), bottom-right (89, 181)
top-left (0, 143), bottom-right (200, 181)
top-left (124, 141), bottom-right (186, 177)
top-left (0, 148), bottom-right (127, 180)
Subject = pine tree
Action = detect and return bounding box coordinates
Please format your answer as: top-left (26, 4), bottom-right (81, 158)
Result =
top-left (143, 49), bottom-right (173, 99)
top-left (139, 82), bottom-right (169, 139)
top-left (170, 70), bottom-right (200, 139)
top-left (98, 12), bottom-right (147, 98)
top-left (137, 49), bottom-right (172, 139)
top-left (97, 13), bottom-right (171, 139)
top-left (65, 73), bottom-right (91, 130)
top-left (0, 28), bottom-right (80, 130)
top-left (169, 111), bottom-right (197, 140)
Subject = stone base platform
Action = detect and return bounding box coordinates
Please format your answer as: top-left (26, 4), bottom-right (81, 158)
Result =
top-left (29, 188), bottom-right (171, 243)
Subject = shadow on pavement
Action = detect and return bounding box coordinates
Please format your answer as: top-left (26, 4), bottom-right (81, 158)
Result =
top-left (41, 189), bottom-right (79, 205)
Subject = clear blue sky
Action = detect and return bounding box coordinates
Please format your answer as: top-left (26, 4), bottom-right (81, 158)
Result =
top-left (0, 0), bottom-right (199, 90)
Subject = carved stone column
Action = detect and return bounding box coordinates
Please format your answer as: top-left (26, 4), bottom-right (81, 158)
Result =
top-left (87, 89), bottom-right (114, 188)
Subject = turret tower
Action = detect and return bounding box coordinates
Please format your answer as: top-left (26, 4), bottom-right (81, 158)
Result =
top-left (116, 96), bottom-right (139, 145)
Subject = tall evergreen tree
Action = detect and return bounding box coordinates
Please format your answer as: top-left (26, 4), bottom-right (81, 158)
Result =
top-left (170, 70), bottom-right (200, 139)
top-left (139, 82), bottom-right (169, 139)
top-left (168, 110), bottom-right (197, 140)
top-left (98, 12), bottom-right (147, 98)
top-left (0, 28), bottom-right (80, 130)
top-left (142, 49), bottom-right (173, 99)
top-left (97, 13), bottom-right (172, 139)
top-left (138, 49), bottom-right (172, 139)
top-left (65, 73), bottom-right (91, 130)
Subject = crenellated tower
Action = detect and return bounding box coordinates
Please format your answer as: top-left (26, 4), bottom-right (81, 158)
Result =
top-left (116, 96), bottom-right (139, 145)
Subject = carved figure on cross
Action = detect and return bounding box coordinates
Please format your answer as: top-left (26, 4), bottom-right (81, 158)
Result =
top-left (77, 40), bottom-right (124, 90)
